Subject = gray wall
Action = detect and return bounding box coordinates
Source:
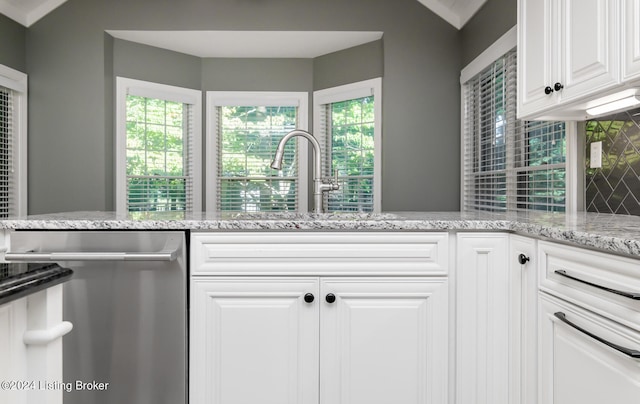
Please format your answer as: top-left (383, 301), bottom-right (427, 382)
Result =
top-left (460, 0), bottom-right (517, 67)
top-left (23, 0), bottom-right (461, 214)
top-left (314, 40), bottom-right (384, 91)
top-left (0, 14), bottom-right (26, 72)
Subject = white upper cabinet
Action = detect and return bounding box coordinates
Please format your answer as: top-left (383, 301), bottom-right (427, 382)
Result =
top-left (623, 0), bottom-right (640, 81)
top-left (518, 0), bottom-right (557, 118)
top-left (518, 0), bottom-right (621, 120)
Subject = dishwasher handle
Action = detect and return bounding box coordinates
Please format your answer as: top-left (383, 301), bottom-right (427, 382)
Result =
top-left (5, 235), bottom-right (182, 262)
top-left (5, 250), bottom-right (178, 261)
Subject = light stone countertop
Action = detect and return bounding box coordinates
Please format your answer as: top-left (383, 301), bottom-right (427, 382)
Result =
top-left (2, 210), bottom-right (640, 258)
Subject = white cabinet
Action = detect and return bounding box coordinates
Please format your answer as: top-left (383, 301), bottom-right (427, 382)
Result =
top-left (538, 240), bottom-right (640, 404)
top-left (320, 278), bottom-right (448, 404)
top-left (0, 284), bottom-right (68, 404)
top-left (456, 233), bottom-right (511, 404)
top-left (190, 232), bottom-right (450, 404)
top-left (190, 278), bottom-right (319, 404)
top-left (0, 297), bottom-right (28, 404)
top-left (539, 294), bottom-right (640, 404)
top-left (508, 236), bottom-right (538, 404)
top-left (518, 0), bottom-right (620, 119)
top-left (623, 0), bottom-right (640, 81)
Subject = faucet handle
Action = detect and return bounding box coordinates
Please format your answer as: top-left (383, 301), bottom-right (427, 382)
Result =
top-left (320, 170), bottom-right (340, 193)
top-left (331, 169), bottom-right (340, 191)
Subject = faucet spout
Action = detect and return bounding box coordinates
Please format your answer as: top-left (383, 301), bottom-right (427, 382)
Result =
top-left (270, 129), bottom-right (338, 213)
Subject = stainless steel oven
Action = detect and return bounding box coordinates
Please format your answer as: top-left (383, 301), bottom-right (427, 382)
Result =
top-left (5, 231), bottom-right (187, 404)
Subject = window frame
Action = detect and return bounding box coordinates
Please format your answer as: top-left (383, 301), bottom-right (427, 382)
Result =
top-left (0, 64), bottom-right (27, 217)
top-left (115, 77), bottom-right (202, 213)
top-left (205, 91), bottom-right (309, 212)
top-left (460, 27), bottom-right (578, 213)
top-left (313, 77), bottom-right (382, 213)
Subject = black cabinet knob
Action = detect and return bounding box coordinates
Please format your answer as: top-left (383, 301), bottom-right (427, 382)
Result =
top-left (518, 254), bottom-right (530, 265)
top-left (304, 293), bottom-right (314, 303)
top-left (544, 86), bottom-right (554, 95)
top-left (554, 82), bottom-right (564, 91)
top-left (325, 293), bottom-right (336, 303)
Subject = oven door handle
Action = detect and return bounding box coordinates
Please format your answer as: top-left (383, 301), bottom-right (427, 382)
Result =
top-left (5, 251), bottom-right (177, 261)
top-left (554, 312), bottom-right (640, 358)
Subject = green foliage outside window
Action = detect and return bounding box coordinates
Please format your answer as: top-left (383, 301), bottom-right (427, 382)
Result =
top-left (125, 95), bottom-right (188, 212)
top-left (218, 106), bottom-right (298, 212)
top-left (328, 96), bottom-right (375, 212)
top-left (519, 121), bottom-right (566, 211)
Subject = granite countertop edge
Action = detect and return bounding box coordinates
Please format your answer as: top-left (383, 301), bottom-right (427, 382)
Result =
top-left (0, 265), bottom-right (73, 306)
top-left (1, 211), bottom-right (640, 258)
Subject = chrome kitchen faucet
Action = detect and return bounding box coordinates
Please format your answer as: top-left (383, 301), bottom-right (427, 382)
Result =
top-left (270, 129), bottom-right (339, 213)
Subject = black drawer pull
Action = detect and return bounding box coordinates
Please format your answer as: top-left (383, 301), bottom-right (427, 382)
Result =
top-left (554, 312), bottom-right (640, 359)
top-left (554, 270), bottom-right (640, 300)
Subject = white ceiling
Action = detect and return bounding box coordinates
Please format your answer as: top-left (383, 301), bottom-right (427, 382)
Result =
top-left (0, 0), bottom-right (486, 29)
top-left (107, 30), bottom-right (384, 58)
top-left (416, 0), bottom-right (487, 29)
top-left (0, 0), bottom-right (66, 27)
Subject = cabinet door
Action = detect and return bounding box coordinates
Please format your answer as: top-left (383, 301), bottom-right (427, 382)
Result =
top-left (623, 0), bottom-right (640, 81)
top-left (319, 277), bottom-right (448, 404)
top-left (456, 233), bottom-right (510, 404)
top-left (539, 294), bottom-right (640, 404)
top-left (559, 0), bottom-right (619, 101)
top-left (509, 236), bottom-right (537, 404)
top-left (190, 277), bottom-right (319, 404)
top-left (517, 0), bottom-right (558, 118)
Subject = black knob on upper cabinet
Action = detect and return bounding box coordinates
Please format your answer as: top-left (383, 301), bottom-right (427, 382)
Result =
top-left (325, 293), bottom-right (336, 304)
top-left (554, 82), bottom-right (564, 91)
top-left (544, 86), bottom-right (554, 95)
top-left (304, 293), bottom-right (315, 303)
top-left (518, 254), bottom-right (530, 265)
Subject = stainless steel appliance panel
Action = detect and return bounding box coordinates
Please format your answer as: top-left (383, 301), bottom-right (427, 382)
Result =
top-left (7, 231), bottom-right (187, 404)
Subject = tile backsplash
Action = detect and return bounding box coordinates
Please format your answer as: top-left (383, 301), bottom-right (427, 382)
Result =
top-left (585, 107), bottom-right (640, 215)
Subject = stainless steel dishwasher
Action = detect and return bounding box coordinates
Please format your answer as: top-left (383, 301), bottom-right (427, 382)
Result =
top-left (5, 231), bottom-right (187, 404)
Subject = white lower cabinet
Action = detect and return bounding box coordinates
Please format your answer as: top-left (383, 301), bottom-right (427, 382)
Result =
top-left (456, 233), bottom-right (511, 404)
top-left (190, 276), bottom-right (449, 404)
top-left (319, 277), bottom-right (448, 404)
top-left (539, 293), bottom-right (640, 404)
top-left (190, 232), bottom-right (450, 404)
top-left (0, 284), bottom-right (67, 404)
top-left (190, 231), bottom-right (640, 404)
top-left (537, 240), bottom-right (640, 404)
top-left (190, 277), bottom-right (319, 404)
top-left (0, 296), bottom-right (28, 404)
top-left (509, 236), bottom-right (538, 404)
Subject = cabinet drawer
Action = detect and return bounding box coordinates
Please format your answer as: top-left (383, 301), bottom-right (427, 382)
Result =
top-left (191, 232), bottom-right (449, 276)
top-left (539, 293), bottom-right (640, 404)
top-left (539, 241), bottom-right (640, 331)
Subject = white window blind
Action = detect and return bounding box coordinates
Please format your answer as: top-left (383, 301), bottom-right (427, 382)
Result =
top-left (0, 86), bottom-right (15, 218)
top-left (213, 105), bottom-right (300, 212)
top-left (462, 49), bottom-right (566, 212)
top-left (207, 92), bottom-right (308, 212)
top-left (514, 121), bottom-right (566, 211)
top-left (314, 78), bottom-right (382, 213)
top-left (116, 77), bottom-right (202, 213)
top-left (125, 96), bottom-right (195, 212)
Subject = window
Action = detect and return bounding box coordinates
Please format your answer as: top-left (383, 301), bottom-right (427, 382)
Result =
top-left (206, 92), bottom-right (308, 212)
top-left (116, 77), bottom-right (202, 213)
top-left (314, 78), bottom-right (382, 213)
top-left (0, 64), bottom-right (27, 217)
top-left (461, 40), bottom-right (566, 212)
